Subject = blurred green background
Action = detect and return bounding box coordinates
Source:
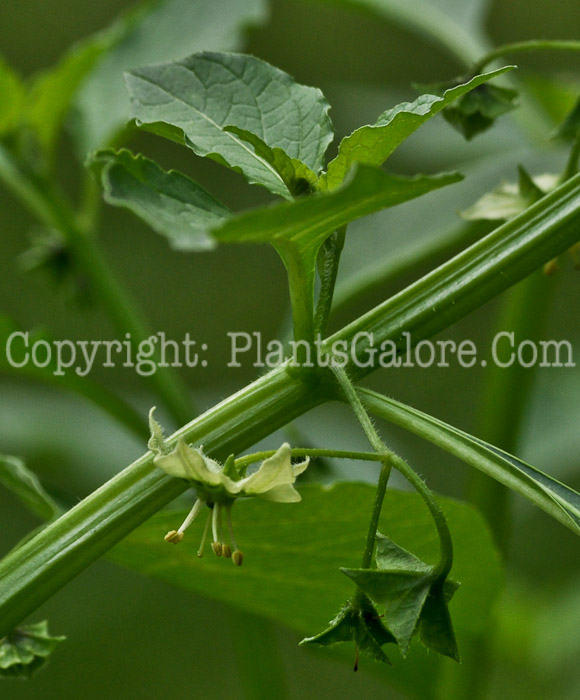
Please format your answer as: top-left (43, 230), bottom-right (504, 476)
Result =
top-left (1, 0), bottom-right (580, 698)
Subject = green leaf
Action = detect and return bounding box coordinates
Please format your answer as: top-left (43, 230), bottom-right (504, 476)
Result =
top-left (126, 51), bottom-right (333, 198)
top-left (109, 485), bottom-right (501, 642)
top-left (224, 126), bottom-right (319, 198)
top-left (73, 0), bottom-right (267, 154)
top-left (342, 533), bottom-right (460, 660)
top-left (309, 0), bottom-right (490, 65)
top-left (360, 389), bottom-right (580, 536)
top-left (0, 456), bottom-right (60, 521)
top-left (0, 621), bottom-right (65, 679)
top-left (322, 67), bottom-right (513, 189)
top-left (211, 164), bottom-right (462, 253)
top-left (440, 82), bottom-right (519, 140)
top-left (0, 57), bottom-right (25, 136)
top-left (90, 149), bottom-right (230, 251)
top-left (26, 33), bottom-right (114, 159)
top-left (300, 594), bottom-right (395, 668)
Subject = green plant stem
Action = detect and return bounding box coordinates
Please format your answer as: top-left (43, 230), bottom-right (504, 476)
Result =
top-left (0, 365), bottom-right (322, 638)
top-left (314, 225), bottom-right (346, 335)
top-left (2, 173), bottom-right (580, 634)
top-left (332, 367), bottom-right (453, 577)
top-left (0, 144), bottom-right (192, 426)
top-left (331, 365), bottom-right (392, 570)
top-left (276, 245), bottom-right (316, 356)
top-left (332, 220), bottom-right (492, 315)
top-left (334, 171), bottom-right (580, 381)
top-left (473, 39), bottom-right (580, 74)
top-left (235, 447), bottom-right (395, 471)
top-left (389, 453), bottom-right (454, 578)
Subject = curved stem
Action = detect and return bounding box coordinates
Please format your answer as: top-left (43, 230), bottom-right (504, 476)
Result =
top-left (473, 39), bottom-right (580, 74)
top-left (389, 453), bottom-right (453, 579)
top-left (332, 365), bottom-right (392, 569)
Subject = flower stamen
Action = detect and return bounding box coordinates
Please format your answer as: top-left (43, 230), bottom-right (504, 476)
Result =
top-left (164, 499), bottom-right (203, 544)
top-left (197, 510), bottom-right (211, 558)
top-left (211, 504), bottom-right (223, 556)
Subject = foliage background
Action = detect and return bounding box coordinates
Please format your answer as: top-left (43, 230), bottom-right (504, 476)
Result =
top-left (1, 0), bottom-right (579, 698)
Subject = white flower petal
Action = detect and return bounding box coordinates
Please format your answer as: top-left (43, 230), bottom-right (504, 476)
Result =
top-left (155, 440), bottom-right (242, 493)
top-left (239, 443), bottom-right (296, 495)
top-left (257, 484), bottom-right (302, 503)
top-left (292, 458), bottom-right (310, 477)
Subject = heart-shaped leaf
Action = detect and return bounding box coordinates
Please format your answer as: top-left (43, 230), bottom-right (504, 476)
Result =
top-left (126, 51), bottom-right (333, 198)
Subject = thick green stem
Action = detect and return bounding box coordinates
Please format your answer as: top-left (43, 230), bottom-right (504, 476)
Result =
top-left (275, 245), bottom-right (317, 366)
top-left (1, 174), bottom-right (580, 634)
top-left (0, 145), bottom-right (193, 426)
top-left (0, 366), bottom-right (321, 637)
top-left (473, 39), bottom-right (580, 74)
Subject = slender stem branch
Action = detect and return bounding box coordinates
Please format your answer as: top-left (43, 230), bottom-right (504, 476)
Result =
top-left (235, 447), bottom-right (394, 471)
top-left (0, 144), bottom-right (193, 426)
top-left (314, 226), bottom-right (346, 336)
top-left (332, 369), bottom-right (453, 577)
top-left (332, 365), bottom-right (392, 569)
top-left (473, 39), bottom-right (580, 73)
top-left (389, 454), bottom-right (453, 579)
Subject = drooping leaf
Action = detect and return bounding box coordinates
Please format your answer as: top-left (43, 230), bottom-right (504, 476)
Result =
top-left (126, 51), bottom-right (333, 197)
top-left (0, 621), bottom-right (65, 679)
top-left (0, 57), bottom-right (25, 136)
top-left (211, 165), bottom-right (462, 254)
top-left (0, 456), bottom-right (60, 521)
top-left (90, 149), bottom-right (230, 251)
top-left (361, 389), bottom-right (580, 535)
top-left (307, 0), bottom-right (490, 64)
top-left (342, 533), bottom-right (460, 660)
top-left (300, 594), bottom-right (395, 668)
top-left (109, 485), bottom-right (501, 642)
top-left (73, 0), bottom-right (268, 154)
top-left (440, 82), bottom-right (519, 140)
top-left (26, 32), bottom-right (115, 159)
top-left (322, 67), bottom-right (513, 189)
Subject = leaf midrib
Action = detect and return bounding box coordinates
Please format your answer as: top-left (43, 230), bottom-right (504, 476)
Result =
top-left (131, 69), bottom-right (289, 195)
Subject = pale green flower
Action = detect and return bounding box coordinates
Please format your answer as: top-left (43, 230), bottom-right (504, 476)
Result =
top-left (148, 408), bottom-right (309, 564)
